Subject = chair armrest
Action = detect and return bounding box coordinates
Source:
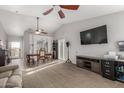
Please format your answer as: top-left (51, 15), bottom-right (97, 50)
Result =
top-left (0, 65), bottom-right (19, 73)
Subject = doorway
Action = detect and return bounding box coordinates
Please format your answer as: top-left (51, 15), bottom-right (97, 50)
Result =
top-left (9, 42), bottom-right (21, 59)
top-left (58, 39), bottom-right (65, 60)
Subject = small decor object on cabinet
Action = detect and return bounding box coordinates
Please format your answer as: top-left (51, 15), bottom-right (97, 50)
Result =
top-left (0, 49), bottom-right (9, 66)
top-left (117, 41), bottom-right (124, 51)
top-left (65, 41), bottom-right (72, 63)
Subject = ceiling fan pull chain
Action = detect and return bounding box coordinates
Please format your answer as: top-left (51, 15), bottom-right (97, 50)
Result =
top-left (37, 17), bottom-right (39, 31)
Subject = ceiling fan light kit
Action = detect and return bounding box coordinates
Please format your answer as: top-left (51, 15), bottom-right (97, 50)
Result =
top-left (35, 30), bottom-right (41, 34)
top-left (34, 17), bottom-right (48, 35)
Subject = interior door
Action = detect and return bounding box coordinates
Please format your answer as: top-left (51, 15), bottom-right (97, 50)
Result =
top-left (58, 39), bottom-right (65, 60)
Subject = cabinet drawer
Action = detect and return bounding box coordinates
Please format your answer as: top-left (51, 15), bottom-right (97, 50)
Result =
top-left (101, 60), bottom-right (115, 80)
top-left (102, 67), bottom-right (113, 73)
top-left (103, 72), bottom-right (115, 80)
top-left (102, 61), bottom-right (114, 66)
top-left (103, 64), bottom-right (111, 68)
top-left (102, 64), bottom-right (114, 74)
top-left (103, 72), bottom-right (111, 78)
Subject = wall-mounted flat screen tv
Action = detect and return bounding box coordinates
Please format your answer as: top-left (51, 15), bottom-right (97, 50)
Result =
top-left (80, 25), bottom-right (108, 45)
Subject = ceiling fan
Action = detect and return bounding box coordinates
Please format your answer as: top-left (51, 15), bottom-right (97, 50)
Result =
top-left (43, 5), bottom-right (80, 19)
top-left (33, 17), bottom-right (47, 35)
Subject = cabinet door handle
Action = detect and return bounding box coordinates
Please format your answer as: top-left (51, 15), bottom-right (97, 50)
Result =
top-left (105, 73), bottom-right (110, 76)
top-left (105, 62), bottom-right (109, 64)
top-left (106, 70), bottom-right (110, 72)
top-left (104, 65), bottom-right (110, 67)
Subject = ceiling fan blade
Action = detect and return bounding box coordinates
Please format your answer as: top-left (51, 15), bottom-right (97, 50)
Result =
top-left (29, 31), bottom-right (38, 35)
top-left (43, 8), bottom-right (54, 15)
top-left (41, 31), bottom-right (48, 34)
top-left (58, 10), bottom-right (65, 19)
top-left (59, 5), bottom-right (79, 10)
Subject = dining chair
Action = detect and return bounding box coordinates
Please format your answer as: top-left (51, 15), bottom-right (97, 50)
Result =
top-left (38, 50), bottom-right (46, 64)
top-left (45, 53), bottom-right (53, 62)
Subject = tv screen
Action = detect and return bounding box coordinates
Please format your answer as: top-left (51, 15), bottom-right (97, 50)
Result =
top-left (80, 25), bottom-right (108, 45)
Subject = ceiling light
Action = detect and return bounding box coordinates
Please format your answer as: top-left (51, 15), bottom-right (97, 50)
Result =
top-left (35, 30), bottom-right (41, 34)
top-left (34, 17), bottom-right (47, 35)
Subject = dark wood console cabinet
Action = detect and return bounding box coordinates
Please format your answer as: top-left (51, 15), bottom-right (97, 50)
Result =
top-left (76, 56), bottom-right (101, 74)
top-left (0, 49), bottom-right (9, 67)
top-left (76, 55), bottom-right (124, 81)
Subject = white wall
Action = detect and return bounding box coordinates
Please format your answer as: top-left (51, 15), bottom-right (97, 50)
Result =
top-left (54, 11), bottom-right (124, 64)
top-left (0, 22), bottom-right (7, 48)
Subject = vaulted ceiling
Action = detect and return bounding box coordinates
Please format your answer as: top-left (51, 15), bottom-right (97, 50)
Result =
top-left (0, 5), bottom-right (124, 36)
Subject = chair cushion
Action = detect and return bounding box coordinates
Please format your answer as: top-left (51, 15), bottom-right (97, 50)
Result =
top-left (0, 71), bottom-right (12, 79)
top-left (6, 75), bottom-right (22, 88)
top-left (0, 77), bottom-right (8, 88)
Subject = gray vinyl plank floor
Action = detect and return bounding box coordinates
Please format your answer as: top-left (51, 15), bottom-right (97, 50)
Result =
top-left (23, 62), bottom-right (124, 88)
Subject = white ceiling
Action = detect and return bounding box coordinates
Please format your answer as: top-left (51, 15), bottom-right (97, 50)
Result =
top-left (0, 5), bottom-right (124, 36)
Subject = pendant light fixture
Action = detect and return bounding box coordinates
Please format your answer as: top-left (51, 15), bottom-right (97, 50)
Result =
top-left (34, 17), bottom-right (48, 35)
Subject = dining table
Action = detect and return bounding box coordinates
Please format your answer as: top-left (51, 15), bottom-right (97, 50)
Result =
top-left (26, 53), bottom-right (52, 66)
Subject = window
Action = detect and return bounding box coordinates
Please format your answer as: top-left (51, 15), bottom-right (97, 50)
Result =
top-left (10, 42), bottom-right (21, 58)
